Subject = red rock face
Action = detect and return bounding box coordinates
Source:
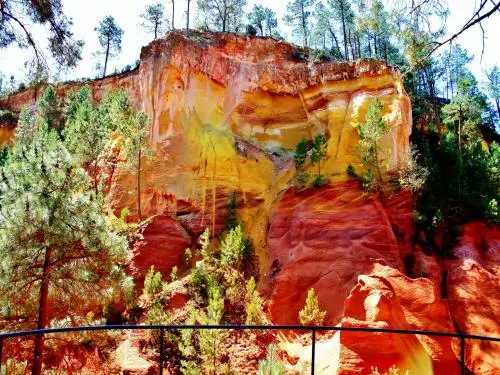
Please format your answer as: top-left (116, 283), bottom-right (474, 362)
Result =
top-left (130, 215), bottom-right (191, 287)
top-left (445, 223), bottom-right (500, 375)
top-left (339, 263), bottom-right (459, 374)
top-left (267, 181), bottom-right (407, 326)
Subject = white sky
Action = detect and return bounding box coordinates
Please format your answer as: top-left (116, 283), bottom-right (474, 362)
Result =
top-left (0, 1), bottom-right (499, 85)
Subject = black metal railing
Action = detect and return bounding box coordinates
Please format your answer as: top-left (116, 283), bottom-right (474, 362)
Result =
top-left (0, 324), bottom-right (499, 374)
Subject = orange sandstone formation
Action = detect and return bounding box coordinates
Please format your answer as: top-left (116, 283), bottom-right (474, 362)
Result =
top-left (0, 31), bottom-right (497, 375)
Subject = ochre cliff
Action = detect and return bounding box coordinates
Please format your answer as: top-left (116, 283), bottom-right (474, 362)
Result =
top-left (1, 31), bottom-right (498, 375)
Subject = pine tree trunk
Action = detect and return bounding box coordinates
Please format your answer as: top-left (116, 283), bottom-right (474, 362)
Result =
top-left (32, 246), bottom-right (52, 375)
top-left (103, 37), bottom-right (110, 78)
top-left (341, 2), bottom-right (348, 59)
top-left (301, 3), bottom-right (307, 47)
top-left (171, 0), bottom-right (175, 29)
top-left (186, 0), bottom-right (191, 37)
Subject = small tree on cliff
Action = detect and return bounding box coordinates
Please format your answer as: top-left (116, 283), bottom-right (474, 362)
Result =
top-left (0, 120), bottom-right (129, 375)
top-left (248, 5), bottom-right (278, 36)
top-left (139, 3), bottom-right (169, 40)
top-left (196, 0), bottom-right (247, 32)
top-left (95, 16), bottom-right (124, 78)
top-left (112, 90), bottom-right (153, 222)
top-left (294, 139), bottom-right (308, 172)
top-left (298, 288), bottom-right (326, 326)
top-left (356, 98), bottom-right (389, 190)
top-left (311, 133), bottom-right (328, 185)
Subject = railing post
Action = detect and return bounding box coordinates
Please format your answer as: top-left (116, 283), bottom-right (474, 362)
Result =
top-left (460, 336), bottom-right (465, 375)
top-left (159, 327), bottom-right (165, 375)
top-left (311, 328), bottom-right (316, 375)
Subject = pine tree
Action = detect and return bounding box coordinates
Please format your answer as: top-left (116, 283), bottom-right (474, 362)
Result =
top-left (196, 0), bottom-right (247, 32)
top-left (198, 281), bottom-right (226, 374)
top-left (283, 0), bottom-right (316, 47)
top-left (111, 90), bottom-right (153, 222)
top-left (63, 86), bottom-right (114, 195)
top-left (248, 6), bottom-right (277, 36)
top-left (0, 0), bottom-right (83, 70)
top-left (257, 344), bottom-right (286, 375)
top-left (298, 288), bottom-right (326, 326)
top-left (245, 277), bottom-right (264, 325)
top-left (294, 139), bottom-right (308, 171)
top-left (220, 224), bottom-right (246, 268)
top-left (139, 3), bottom-right (169, 39)
top-left (95, 16), bottom-right (124, 78)
top-left (485, 65), bottom-right (500, 119)
top-left (356, 98), bottom-right (389, 189)
top-left (311, 133), bottom-right (327, 177)
top-left (0, 118), bottom-right (128, 375)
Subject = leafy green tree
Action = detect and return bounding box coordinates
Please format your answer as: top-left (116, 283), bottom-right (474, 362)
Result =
top-left (139, 3), bottom-right (169, 39)
top-left (283, 0), bottom-right (316, 47)
top-left (298, 288), bottom-right (325, 326)
top-left (95, 16), bottom-right (124, 78)
top-left (311, 133), bottom-right (328, 181)
top-left (485, 65), bottom-right (500, 119)
top-left (356, 98), bottom-right (389, 189)
top-left (111, 90), bottom-right (152, 222)
top-left (0, 121), bottom-right (128, 375)
top-left (0, 0), bottom-right (83, 71)
top-left (257, 344), bottom-right (286, 375)
top-left (196, 0), bottom-right (247, 32)
top-left (248, 5), bottom-right (277, 36)
top-left (294, 139), bottom-right (308, 171)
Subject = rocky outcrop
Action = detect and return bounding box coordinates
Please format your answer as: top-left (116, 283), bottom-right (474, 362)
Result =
top-left (130, 215), bottom-right (192, 286)
top-left (445, 223), bottom-right (500, 375)
top-left (1, 31), bottom-right (496, 375)
top-left (267, 181), bottom-right (407, 326)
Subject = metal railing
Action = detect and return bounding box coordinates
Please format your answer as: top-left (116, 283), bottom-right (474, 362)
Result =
top-left (0, 324), bottom-right (499, 374)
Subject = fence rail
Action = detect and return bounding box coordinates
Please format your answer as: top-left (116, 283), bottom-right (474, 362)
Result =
top-left (0, 324), bottom-right (499, 374)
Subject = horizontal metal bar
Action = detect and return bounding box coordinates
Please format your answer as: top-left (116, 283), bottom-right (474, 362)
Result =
top-left (0, 324), bottom-right (498, 342)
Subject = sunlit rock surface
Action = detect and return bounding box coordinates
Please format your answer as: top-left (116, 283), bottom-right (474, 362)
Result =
top-left (0, 31), bottom-right (497, 375)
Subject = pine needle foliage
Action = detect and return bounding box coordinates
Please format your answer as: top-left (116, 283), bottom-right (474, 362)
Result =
top-left (0, 101), bottom-right (130, 370)
top-left (257, 344), bottom-right (286, 375)
top-left (298, 288), bottom-right (326, 326)
top-left (220, 224), bottom-right (246, 268)
top-left (356, 98), bottom-right (390, 190)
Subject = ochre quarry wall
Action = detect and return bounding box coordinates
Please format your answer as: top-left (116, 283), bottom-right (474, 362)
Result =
top-left (1, 31), bottom-right (498, 375)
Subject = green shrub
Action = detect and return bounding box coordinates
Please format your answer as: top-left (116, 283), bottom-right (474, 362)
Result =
top-left (220, 224), bottom-right (246, 268)
top-left (257, 344), bottom-right (286, 375)
top-left (298, 288), bottom-right (326, 326)
top-left (486, 199), bottom-right (499, 224)
top-left (245, 277), bottom-right (264, 325)
top-left (143, 266), bottom-right (164, 297)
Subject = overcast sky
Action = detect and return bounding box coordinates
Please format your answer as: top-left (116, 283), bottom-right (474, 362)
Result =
top-left (0, 1), bottom-right (499, 85)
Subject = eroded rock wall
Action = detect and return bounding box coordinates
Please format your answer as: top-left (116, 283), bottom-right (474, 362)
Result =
top-left (1, 31), bottom-right (497, 375)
